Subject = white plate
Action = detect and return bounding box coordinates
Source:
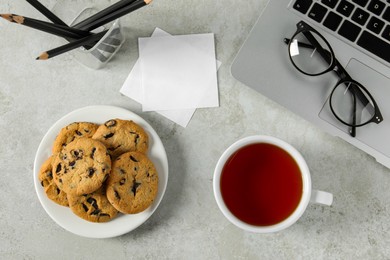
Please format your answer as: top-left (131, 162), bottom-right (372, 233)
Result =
top-left (33, 105), bottom-right (169, 238)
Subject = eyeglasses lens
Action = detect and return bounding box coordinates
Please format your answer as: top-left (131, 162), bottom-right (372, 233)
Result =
top-left (289, 31), bottom-right (333, 75)
top-left (330, 81), bottom-right (376, 126)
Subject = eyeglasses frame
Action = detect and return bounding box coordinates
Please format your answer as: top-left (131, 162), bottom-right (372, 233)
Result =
top-left (285, 20), bottom-right (383, 137)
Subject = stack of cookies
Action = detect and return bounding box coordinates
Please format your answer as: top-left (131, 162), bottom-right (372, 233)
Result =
top-left (38, 119), bottom-right (159, 223)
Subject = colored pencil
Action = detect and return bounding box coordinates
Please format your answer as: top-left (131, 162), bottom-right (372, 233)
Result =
top-left (36, 30), bottom-right (108, 60)
top-left (0, 14), bottom-right (91, 39)
top-left (25, 0), bottom-right (68, 26)
top-left (73, 0), bottom-right (137, 30)
top-left (77, 0), bottom-right (152, 31)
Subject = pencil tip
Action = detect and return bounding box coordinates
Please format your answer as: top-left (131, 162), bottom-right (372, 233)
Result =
top-left (36, 52), bottom-right (49, 60)
top-left (145, 0), bottom-right (153, 4)
top-left (0, 14), bottom-right (13, 22)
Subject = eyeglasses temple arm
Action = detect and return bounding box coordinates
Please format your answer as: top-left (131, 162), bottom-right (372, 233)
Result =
top-left (351, 93), bottom-right (357, 137)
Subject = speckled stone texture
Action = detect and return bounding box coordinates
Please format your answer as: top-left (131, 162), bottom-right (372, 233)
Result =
top-left (1, 0), bottom-right (390, 259)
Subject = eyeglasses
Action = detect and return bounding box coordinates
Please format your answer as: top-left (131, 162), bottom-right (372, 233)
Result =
top-left (284, 21), bottom-right (383, 137)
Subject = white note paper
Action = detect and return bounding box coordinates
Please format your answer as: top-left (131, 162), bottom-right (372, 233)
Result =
top-left (120, 28), bottom-right (221, 127)
top-left (138, 33), bottom-right (218, 111)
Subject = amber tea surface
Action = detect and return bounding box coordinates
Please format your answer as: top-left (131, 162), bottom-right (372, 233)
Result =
top-left (220, 143), bottom-right (303, 226)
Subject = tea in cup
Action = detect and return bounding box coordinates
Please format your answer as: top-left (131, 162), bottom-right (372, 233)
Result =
top-left (213, 135), bottom-right (333, 233)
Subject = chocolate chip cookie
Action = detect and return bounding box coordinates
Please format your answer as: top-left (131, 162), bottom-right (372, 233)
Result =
top-left (52, 137), bottom-right (111, 196)
top-left (106, 151), bottom-right (158, 214)
top-left (38, 156), bottom-right (69, 207)
top-left (52, 122), bottom-right (99, 154)
top-left (68, 187), bottom-right (118, 223)
top-left (92, 119), bottom-right (148, 159)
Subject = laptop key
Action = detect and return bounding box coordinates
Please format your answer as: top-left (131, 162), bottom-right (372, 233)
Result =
top-left (323, 11), bottom-right (343, 30)
top-left (367, 16), bottom-right (385, 33)
top-left (357, 30), bottom-right (390, 63)
top-left (352, 7), bottom-right (370, 25)
top-left (367, 0), bottom-right (386, 15)
top-left (352, 0), bottom-right (369, 7)
top-left (383, 7), bottom-right (390, 22)
top-left (382, 25), bottom-right (390, 41)
top-left (321, 0), bottom-right (340, 8)
top-left (308, 3), bottom-right (328, 22)
top-left (336, 0), bottom-right (355, 17)
top-left (338, 19), bottom-right (362, 41)
top-left (293, 0), bottom-right (313, 14)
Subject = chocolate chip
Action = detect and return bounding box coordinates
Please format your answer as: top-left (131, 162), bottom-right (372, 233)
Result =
top-left (84, 129), bottom-right (90, 133)
top-left (91, 209), bottom-right (101, 215)
top-left (119, 178), bottom-right (126, 185)
top-left (119, 169), bottom-right (126, 174)
top-left (91, 147), bottom-right (96, 159)
top-left (99, 213), bottom-right (110, 217)
top-left (103, 133), bottom-right (114, 139)
top-left (56, 188), bottom-right (60, 195)
top-left (55, 164), bottom-right (62, 173)
top-left (130, 132), bottom-right (140, 144)
top-left (71, 149), bottom-right (83, 159)
top-left (131, 181), bottom-right (141, 196)
top-left (105, 120), bottom-right (117, 128)
top-left (59, 178), bottom-right (63, 183)
top-left (87, 198), bottom-right (98, 209)
top-left (88, 168), bottom-right (95, 177)
top-left (114, 190), bottom-right (121, 200)
top-left (86, 197), bottom-right (95, 204)
top-left (82, 203), bottom-right (88, 212)
top-left (130, 156), bottom-right (139, 162)
top-left (69, 161), bottom-right (75, 167)
top-left (46, 171), bottom-right (53, 179)
top-left (75, 130), bottom-right (82, 136)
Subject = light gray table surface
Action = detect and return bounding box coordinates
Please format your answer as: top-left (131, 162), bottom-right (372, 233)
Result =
top-left (1, 0), bottom-right (390, 259)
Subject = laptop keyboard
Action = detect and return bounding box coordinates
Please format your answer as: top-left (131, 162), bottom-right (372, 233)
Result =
top-left (292, 0), bottom-right (390, 63)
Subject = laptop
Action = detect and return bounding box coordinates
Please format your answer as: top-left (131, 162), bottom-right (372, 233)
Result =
top-left (231, 0), bottom-right (390, 168)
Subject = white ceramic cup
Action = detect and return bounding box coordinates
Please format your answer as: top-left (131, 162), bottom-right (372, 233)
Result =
top-left (213, 135), bottom-right (333, 233)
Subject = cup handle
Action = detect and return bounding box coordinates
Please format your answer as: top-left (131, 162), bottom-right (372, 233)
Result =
top-left (310, 190), bottom-right (333, 206)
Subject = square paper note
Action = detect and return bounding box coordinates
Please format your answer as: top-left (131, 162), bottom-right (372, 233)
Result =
top-left (138, 33), bottom-right (218, 111)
